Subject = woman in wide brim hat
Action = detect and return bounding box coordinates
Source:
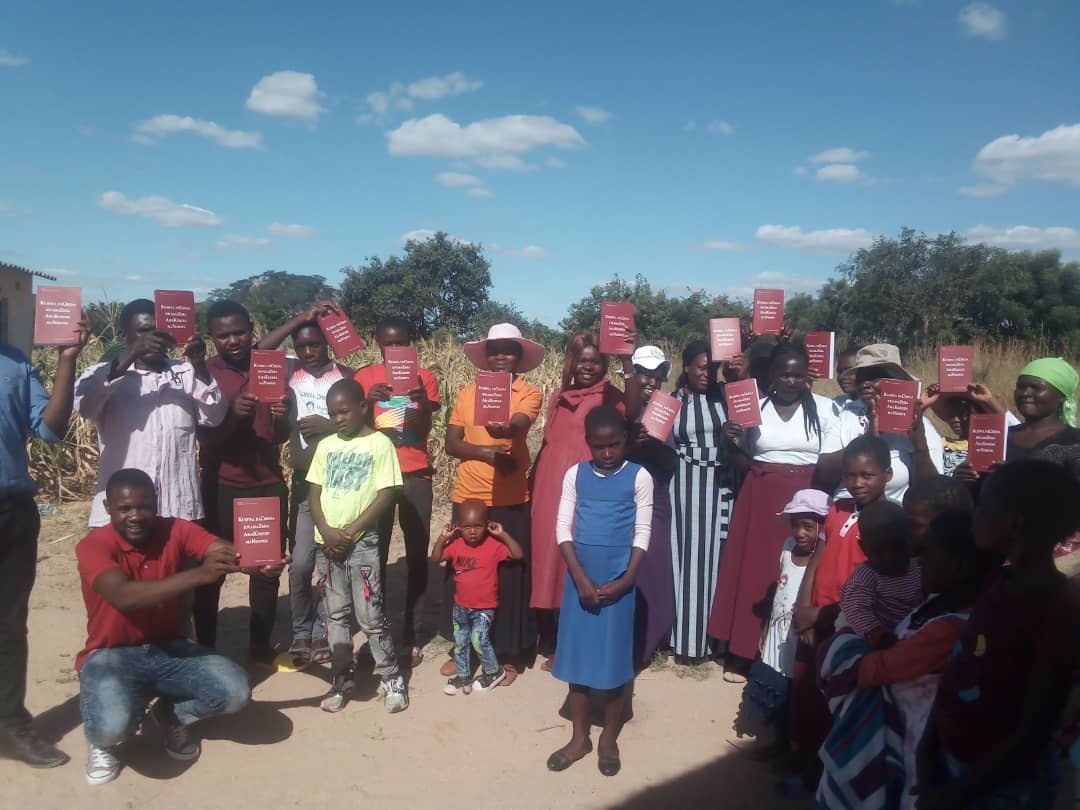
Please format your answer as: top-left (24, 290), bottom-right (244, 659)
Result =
top-left (834, 343), bottom-right (944, 504)
top-left (439, 324), bottom-right (546, 678)
top-left (462, 323), bottom-right (545, 374)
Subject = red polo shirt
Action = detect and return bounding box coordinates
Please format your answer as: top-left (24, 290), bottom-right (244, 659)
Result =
top-left (75, 518), bottom-right (217, 670)
top-left (201, 355), bottom-right (284, 488)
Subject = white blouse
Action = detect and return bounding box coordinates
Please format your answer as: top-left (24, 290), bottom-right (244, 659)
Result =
top-left (555, 462), bottom-right (654, 550)
top-left (744, 393), bottom-right (843, 465)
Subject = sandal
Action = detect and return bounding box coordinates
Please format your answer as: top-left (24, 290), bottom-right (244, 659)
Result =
top-left (288, 639), bottom-right (312, 668)
top-left (311, 639), bottom-right (331, 664)
top-left (598, 756), bottom-right (621, 777)
top-left (546, 740), bottom-right (592, 772)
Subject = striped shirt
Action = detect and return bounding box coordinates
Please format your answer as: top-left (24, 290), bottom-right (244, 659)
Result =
top-left (839, 561), bottom-right (924, 641)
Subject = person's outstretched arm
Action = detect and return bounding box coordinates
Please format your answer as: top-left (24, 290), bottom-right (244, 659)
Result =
top-left (257, 301), bottom-right (338, 350)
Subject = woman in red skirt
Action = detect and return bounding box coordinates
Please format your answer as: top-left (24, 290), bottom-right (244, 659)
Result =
top-left (707, 343), bottom-right (842, 681)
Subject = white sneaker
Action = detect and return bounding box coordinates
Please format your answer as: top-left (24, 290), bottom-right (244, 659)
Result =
top-left (86, 745), bottom-right (121, 786)
top-left (382, 676), bottom-right (409, 713)
top-left (151, 701), bottom-right (200, 761)
top-left (320, 673), bottom-right (354, 713)
top-left (472, 668), bottom-right (507, 693)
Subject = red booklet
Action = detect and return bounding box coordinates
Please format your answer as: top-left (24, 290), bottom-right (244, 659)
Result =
top-left (877, 379), bottom-right (921, 434)
top-left (709, 318), bottom-right (742, 362)
top-left (33, 286), bottom-right (81, 345)
top-left (752, 289), bottom-right (785, 336)
top-left (473, 370), bottom-right (511, 426)
top-left (384, 345), bottom-right (419, 396)
top-left (938, 346), bottom-right (974, 394)
top-left (233, 497), bottom-right (282, 567)
top-left (641, 392), bottom-right (681, 440)
top-left (318, 310), bottom-right (365, 358)
top-left (725, 378), bottom-right (763, 428)
top-left (249, 349), bottom-right (287, 401)
top-left (599, 301), bottom-right (636, 355)
top-left (967, 413), bottom-right (1008, 473)
top-left (804, 331), bottom-right (835, 380)
top-left (154, 290), bottom-right (196, 344)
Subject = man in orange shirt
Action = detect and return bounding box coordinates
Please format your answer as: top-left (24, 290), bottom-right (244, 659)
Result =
top-left (354, 319), bottom-right (440, 667)
top-left (441, 324), bottom-right (544, 682)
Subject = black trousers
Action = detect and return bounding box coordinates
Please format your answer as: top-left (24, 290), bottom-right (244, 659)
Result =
top-left (375, 473), bottom-right (433, 647)
top-left (0, 496), bottom-right (40, 730)
top-left (194, 482), bottom-right (288, 650)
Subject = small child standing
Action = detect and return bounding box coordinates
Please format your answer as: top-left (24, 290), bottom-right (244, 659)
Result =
top-left (547, 405), bottom-right (653, 777)
top-left (919, 461), bottom-right (1080, 809)
top-left (739, 489), bottom-right (830, 753)
top-left (306, 379), bottom-right (408, 715)
top-left (431, 499), bottom-right (523, 696)
top-left (838, 501), bottom-right (924, 645)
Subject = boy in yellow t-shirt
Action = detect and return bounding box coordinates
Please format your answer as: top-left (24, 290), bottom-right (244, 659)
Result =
top-left (307, 379), bottom-right (405, 714)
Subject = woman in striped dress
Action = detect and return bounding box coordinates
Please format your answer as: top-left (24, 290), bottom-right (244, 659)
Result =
top-left (669, 340), bottom-right (733, 662)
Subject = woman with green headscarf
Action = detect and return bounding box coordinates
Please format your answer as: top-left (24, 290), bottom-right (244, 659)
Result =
top-left (1007, 357), bottom-right (1080, 462)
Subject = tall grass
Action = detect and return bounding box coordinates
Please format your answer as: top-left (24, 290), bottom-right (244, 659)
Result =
top-left (27, 335), bottom-right (1071, 504)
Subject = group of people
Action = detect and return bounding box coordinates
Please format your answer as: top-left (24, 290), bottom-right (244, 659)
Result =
top-left (0, 297), bottom-right (1076, 808)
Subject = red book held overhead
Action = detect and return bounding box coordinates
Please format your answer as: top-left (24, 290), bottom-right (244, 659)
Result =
top-left (154, 290), bottom-right (196, 344)
top-left (318, 310), bottom-right (365, 358)
top-left (641, 392), bottom-right (681, 441)
top-left (249, 349), bottom-right (287, 401)
top-left (34, 286), bottom-right (81, 346)
top-left (599, 301), bottom-right (636, 355)
top-left (384, 345), bottom-right (419, 396)
top-left (752, 289), bottom-right (785, 336)
top-left (877, 379), bottom-right (921, 434)
top-left (804, 331), bottom-right (835, 380)
top-left (938, 346), bottom-right (974, 394)
top-left (967, 413), bottom-right (1008, 472)
top-left (233, 497), bottom-right (282, 567)
top-left (709, 318), bottom-right (742, 362)
top-left (725, 378), bottom-right (763, 428)
top-left (474, 370), bottom-right (511, 426)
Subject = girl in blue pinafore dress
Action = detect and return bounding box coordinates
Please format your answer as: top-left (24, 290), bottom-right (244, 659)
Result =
top-left (548, 406), bottom-right (654, 778)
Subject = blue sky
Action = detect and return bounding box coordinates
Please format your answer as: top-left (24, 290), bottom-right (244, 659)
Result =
top-left (2, 1), bottom-right (1078, 326)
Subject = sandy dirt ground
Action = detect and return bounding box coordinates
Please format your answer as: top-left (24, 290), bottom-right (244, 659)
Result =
top-left (1, 502), bottom-right (812, 809)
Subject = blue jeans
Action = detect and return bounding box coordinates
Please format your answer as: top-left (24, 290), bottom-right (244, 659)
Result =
top-left (79, 639), bottom-right (250, 747)
top-left (452, 603), bottom-right (499, 678)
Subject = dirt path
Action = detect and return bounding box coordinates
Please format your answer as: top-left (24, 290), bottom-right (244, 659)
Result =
top-left (1, 503), bottom-right (806, 809)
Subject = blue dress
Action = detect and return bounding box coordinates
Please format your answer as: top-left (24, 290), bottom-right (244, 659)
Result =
top-left (552, 461), bottom-right (641, 690)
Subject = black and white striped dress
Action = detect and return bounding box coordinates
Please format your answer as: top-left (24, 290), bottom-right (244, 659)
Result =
top-left (669, 389), bottom-right (733, 659)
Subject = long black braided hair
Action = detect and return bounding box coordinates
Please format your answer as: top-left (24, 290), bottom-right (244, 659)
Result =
top-left (761, 342), bottom-right (821, 445)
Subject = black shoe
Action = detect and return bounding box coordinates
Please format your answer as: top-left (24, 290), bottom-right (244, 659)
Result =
top-left (0, 727), bottom-right (70, 768)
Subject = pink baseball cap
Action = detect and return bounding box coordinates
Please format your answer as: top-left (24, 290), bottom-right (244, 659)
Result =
top-left (777, 489), bottom-right (831, 519)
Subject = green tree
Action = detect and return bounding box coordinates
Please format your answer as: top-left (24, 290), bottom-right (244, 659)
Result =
top-left (339, 233), bottom-right (492, 338)
top-left (208, 270), bottom-right (337, 331)
top-left (470, 300), bottom-right (562, 346)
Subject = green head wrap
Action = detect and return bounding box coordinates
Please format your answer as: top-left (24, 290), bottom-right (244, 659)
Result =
top-left (1020, 357), bottom-right (1080, 428)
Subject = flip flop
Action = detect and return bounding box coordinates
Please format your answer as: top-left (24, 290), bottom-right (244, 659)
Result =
top-left (410, 648), bottom-right (424, 668)
top-left (598, 756), bottom-right (621, 777)
top-left (546, 741), bottom-right (592, 772)
top-left (311, 641), bottom-right (331, 664)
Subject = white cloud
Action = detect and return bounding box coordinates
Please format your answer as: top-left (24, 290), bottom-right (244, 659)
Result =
top-left (98, 191), bottom-right (223, 228)
top-left (546, 156), bottom-right (567, 169)
top-left (366, 89), bottom-right (413, 117)
top-left (700, 240), bottom-right (745, 251)
top-left (473, 153), bottom-right (535, 171)
top-left (399, 229), bottom-right (465, 246)
top-left (957, 184), bottom-right (1007, 198)
top-left (266, 222), bottom-right (314, 238)
top-left (407, 72), bottom-right (483, 100)
top-left (39, 268), bottom-right (77, 278)
top-left (816, 163), bottom-right (863, 183)
top-left (965, 225), bottom-right (1080, 250)
top-left (387, 113), bottom-right (585, 169)
top-left (214, 234), bottom-right (272, 252)
top-left (809, 147), bottom-right (870, 164)
top-left (245, 71), bottom-right (325, 122)
top-left (706, 120), bottom-right (735, 135)
top-left (491, 244), bottom-right (549, 259)
top-left (133, 114), bottom-right (264, 150)
top-left (959, 3), bottom-right (1006, 41)
top-left (125, 274), bottom-right (145, 282)
top-left (750, 271), bottom-right (825, 294)
top-left (972, 123), bottom-right (1080, 187)
top-left (435, 171), bottom-right (482, 187)
top-left (793, 166), bottom-right (809, 177)
top-left (755, 224), bottom-right (876, 255)
top-left (466, 187), bottom-right (494, 198)
top-left (0, 48), bottom-right (28, 67)
top-left (575, 105), bottom-right (612, 124)
top-left (684, 121), bottom-right (697, 131)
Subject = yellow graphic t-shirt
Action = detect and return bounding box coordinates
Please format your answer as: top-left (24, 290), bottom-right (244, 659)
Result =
top-left (305, 431), bottom-right (402, 544)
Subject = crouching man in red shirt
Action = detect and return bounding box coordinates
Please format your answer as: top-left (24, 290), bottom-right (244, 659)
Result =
top-left (74, 468), bottom-right (285, 786)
